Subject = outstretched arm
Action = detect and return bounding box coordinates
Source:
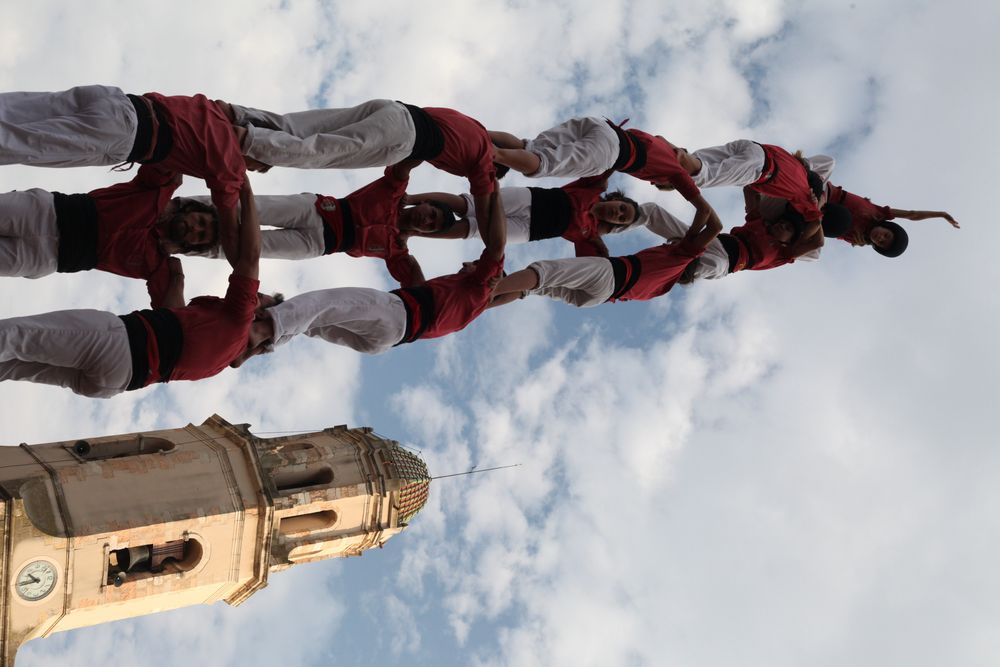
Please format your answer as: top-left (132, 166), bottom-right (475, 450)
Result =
top-left (233, 179), bottom-right (262, 281)
top-left (890, 208), bottom-right (959, 228)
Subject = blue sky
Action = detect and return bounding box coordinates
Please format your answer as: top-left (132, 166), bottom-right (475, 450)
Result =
top-left (2, 1), bottom-right (999, 665)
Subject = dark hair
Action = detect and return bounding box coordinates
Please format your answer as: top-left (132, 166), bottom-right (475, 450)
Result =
top-left (679, 258), bottom-right (701, 285)
top-left (428, 201), bottom-right (458, 231)
top-left (494, 162), bottom-right (510, 180)
top-left (871, 220), bottom-right (909, 258)
top-left (820, 203), bottom-right (852, 238)
top-left (770, 205), bottom-right (805, 245)
top-left (170, 197), bottom-right (220, 252)
top-left (600, 190), bottom-right (641, 223)
top-left (806, 170), bottom-right (824, 199)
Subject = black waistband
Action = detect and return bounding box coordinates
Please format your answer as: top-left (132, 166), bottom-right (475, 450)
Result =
top-left (322, 198), bottom-right (356, 254)
top-left (126, 94), bottom-right (174, 164)
top-left (608, 255), bottom-right (641, 300)
top-left (607, 121), bottom-right (633, 171)
top-left (717, 233), bottom-right (741, 273)
top-left (53, 192), bottom-right (99, 273)
top-left (400, 103), bottom-right (445, 162)
top-left (119, 309), bottom-right (184, 390)
top-left (391, 285), bottom-right (436, 345)
top-left (612, 127), bottom-right (648, 174)
top-left (527, 187), bottom-right (573, 241)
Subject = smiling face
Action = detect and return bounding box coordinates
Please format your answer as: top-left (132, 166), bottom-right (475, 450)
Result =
top-left (166, 199), bottom-right (219, 250)
top-left (401, 203), bottom-right (446, 234)
top-left (591, 199), bottom-right (637, 226)
top-left (869, 224), bottom-right (895, 250)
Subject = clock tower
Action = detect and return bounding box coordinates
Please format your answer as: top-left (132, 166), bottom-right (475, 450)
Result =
top-left (0, 415), bottom-right (430, 665)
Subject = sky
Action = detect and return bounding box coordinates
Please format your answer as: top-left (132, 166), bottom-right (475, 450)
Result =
top-left (1, 1), bottom-right (998, 665)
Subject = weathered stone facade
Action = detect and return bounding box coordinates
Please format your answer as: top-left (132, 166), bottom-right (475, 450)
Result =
top-left (0, 415), bottom-right (429, 665)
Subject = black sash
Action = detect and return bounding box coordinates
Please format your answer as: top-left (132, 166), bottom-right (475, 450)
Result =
top-left (608, 255), bottom-right (642, 300)
top-left (118, 309), bottom-right (184, 390)
top-left (607, 120), bottom-right (633, 171)
top-left (391, 286), bottom-right (436, 345)
top-left (527, 187), bottom-right (573, 241)
top-left (322, 199), bottom-right (357, 254)
top-left (53, 192), bottom-right (99, 273)
top-left (126, 94), bottom-right (174, 164)
top-left (400, 103), bottom-right (445, 161)
top-left (717, 233), bottom-right (741, 273)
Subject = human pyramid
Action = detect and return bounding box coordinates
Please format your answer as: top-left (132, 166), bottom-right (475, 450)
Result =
top-left (0, 85), bottom-right (959, 398)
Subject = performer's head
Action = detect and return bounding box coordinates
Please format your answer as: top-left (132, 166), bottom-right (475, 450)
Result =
top-left (869, 221), bottom-right (908, 257)
top-left (593, 191), bottom-right (640, 226)
top-left (820, 202), bottom-right (852, 238)
top-left (401, 200), bottom-right (458, 234)
top-left (767, 205), bottom-right (805, 246)
top-left (229, 292), bottom-right (285, 368)
top-left (164, 198), bottom-right (219, 252)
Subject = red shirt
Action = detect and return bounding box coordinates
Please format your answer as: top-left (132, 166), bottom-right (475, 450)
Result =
top-left (612, 238), bottom-right (704, 302)
top-left (140, 274), bottom-right (259, 385)
top-left (314, 169), bottom-right (419, 286)
top-left (424, 107), bottom-right (496, 196)
top-left (826, 183), bottom-right (893, 247)
top-left (560, 175), bottom-right (609, 251)
top-left (622, 129), bottom-right (700, 202)
top-left (143, 92), bottom-right (246, 210)
top-left (728, 214), bottom-right (793, 272)
top-left (751, 145), bottom-right (821, 222)
top-left (90, 166), bottom-right (181, 307)
top-left (396, 248), bottom-right (502, 342)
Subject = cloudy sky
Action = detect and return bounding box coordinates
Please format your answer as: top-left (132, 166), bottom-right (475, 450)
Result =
top-left (2, 1), bottom-right (998, 665)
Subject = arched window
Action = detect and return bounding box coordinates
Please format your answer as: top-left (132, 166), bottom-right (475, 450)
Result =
top-left (106, 537), bottom-right (203, 587)
top-left (69, 435), bottom-right (175, 461)
top-left (273, 465), bottom-right (334, 494)
top-left (279, 510), bottom-right (338, 536)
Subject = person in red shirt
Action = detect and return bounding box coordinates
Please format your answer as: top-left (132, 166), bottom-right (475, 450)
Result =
top-left (659, 142), bottom-right (829, 258)
top-left (217, 99), bottom-right (501, 261)
top-left (0, 166), bottom-right (219, 307)
top-left (825, 182), bottom-right (959, 258)
top-left (714, 188), bottom-right (813, 274)
top-left (489, 200), bottom-right (722, 308)
top-left (230, 188), bottom-right (507, 365)
top-left (0, 85), bottom-right (249, 265)
top-left (403, 173), bottom-right (639, 257)
top-left (0, 181), bottom-right (262, 398)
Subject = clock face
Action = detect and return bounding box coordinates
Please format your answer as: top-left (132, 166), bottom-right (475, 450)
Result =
top-left (14, 560), bottom-right (58, 602)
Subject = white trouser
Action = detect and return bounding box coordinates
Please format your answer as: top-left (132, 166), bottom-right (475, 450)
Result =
top-left (461, 187), bottom-right (532, 243)
top-left (637, 203), bottom-right (730, 280)
top-left (0, 85), bottom-right (137, 167)
top-left (189, 193), bottom-right (325, 259)
top-left (0, 189), bottom-right (60, 278)
top-left (0, 309), bottom-right (132, 398)
top-left (523, 116), bottom-right (619, 178)
top-left (231, 99), bottom-right (416, 169)
top-left (268, 287), bottom-right (407, 354)
top-left (528, 256), bottom-right (615, 308)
